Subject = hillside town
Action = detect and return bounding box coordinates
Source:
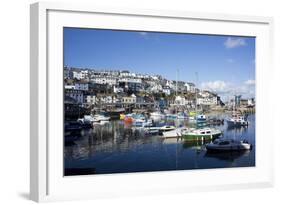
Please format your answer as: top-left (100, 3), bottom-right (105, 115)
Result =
top-left (64, 66), bottom-right (254, 120)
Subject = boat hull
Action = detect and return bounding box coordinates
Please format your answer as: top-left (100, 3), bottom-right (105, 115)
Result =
top-left (182, 132), bottom-right (221, 141)
top-left (226, 119), bottom-right (248, 127)
top-left (206, 144), bottom-right (251, 152)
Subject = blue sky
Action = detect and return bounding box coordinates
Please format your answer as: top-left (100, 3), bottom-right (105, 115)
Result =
top-left (64, 28), bottom-right (255, 99)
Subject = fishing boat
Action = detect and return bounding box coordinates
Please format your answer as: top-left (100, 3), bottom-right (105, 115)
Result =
top-left (206, 138), bottom-right (252, 151)
top-left (181, 127), bottom-right (222, 141)
top-left (226, 112), bottom-right (249, 127)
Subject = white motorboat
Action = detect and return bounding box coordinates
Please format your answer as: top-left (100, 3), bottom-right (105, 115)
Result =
top-left (162, 127), bottom-right (189, 138)
top-left (206, 138), bottom-right (252, 151)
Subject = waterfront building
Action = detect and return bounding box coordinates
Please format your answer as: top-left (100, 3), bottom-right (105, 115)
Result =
top-left (65, 89), bottom-right (84, 104)
top-left (122, 94), bottom-right (137, 104)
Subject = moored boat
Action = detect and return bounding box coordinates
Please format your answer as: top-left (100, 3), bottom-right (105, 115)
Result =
top-left (159, 125), bottom-right (176, 134)
top-left (206, 138), bottom-right (252, 151)
top-left (196, 114), bottom-right (207, 123)
top-left (182, 127), bottom-right (222, 141)
top-left (226, 112), bottom-right (249, 127)
top-left (162, 127), bottom-right (189, 138)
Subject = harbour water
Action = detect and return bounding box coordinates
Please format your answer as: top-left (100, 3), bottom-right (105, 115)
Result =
top-left (64, 114), bottom-right (255, 175)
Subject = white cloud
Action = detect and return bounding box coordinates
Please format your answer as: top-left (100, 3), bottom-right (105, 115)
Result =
top-left (201, 80), bottom-right (255, 101)
top-left (244, 79), bottom-right (255, 86)
top-left (224, 37), bottom-right (246, 49)
top-left (201, 81), bottom-right (230, 93)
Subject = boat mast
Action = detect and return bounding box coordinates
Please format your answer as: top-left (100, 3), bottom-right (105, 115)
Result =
top-left (176, 68), bottom-right (178, 96)
top-left (195, 72), bottom-right (198, 115)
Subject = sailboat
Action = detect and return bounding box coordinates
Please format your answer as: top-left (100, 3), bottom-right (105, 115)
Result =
top-left (189, 72), bottom-right (206, 124)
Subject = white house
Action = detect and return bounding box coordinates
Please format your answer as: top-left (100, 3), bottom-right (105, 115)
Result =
top-left (185, 82), bottom-right (196, 93)
top-left (122, 94), bottom-right (137, 104)
top-left (86, 95), bottom-right (96, 105)
top-left (75, 83), bottom-right (89, 91)
top-left (92, 77), bottom-right (117, 85)
top-left (163, 86), bottom-right (172, 95)
top-left (196, 91), bottom-right (217, 105)
top-left (149, 84), bottom-right (163, 93)
top-left (118, 78), bottom-right (142, 84)
top-left (65, 85), bottom-right (75, 90)
top-left (174, 96), bottom-right (187, 105)
top-left (73, 70), bottom-right (88, 80)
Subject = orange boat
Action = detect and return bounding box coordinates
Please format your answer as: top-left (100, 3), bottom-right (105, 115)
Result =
top-left (124, 116), bottom-right (133, 123)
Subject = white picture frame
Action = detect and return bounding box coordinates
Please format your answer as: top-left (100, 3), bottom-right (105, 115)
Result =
top-left (30, 2), bottom-right (274, 202)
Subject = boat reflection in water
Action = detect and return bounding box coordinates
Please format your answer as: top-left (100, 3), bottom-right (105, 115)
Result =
top-left (64, 114), bottom-right (255, 175)
top-left (204, 150), bottom-right (251, 162)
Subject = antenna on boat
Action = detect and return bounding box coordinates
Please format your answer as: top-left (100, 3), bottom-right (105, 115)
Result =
top-left (176, 68), bottom-right (179, 96)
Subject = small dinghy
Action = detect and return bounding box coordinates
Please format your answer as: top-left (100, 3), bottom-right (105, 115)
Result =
top-left (206, 138), bottom-right (252, 151)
